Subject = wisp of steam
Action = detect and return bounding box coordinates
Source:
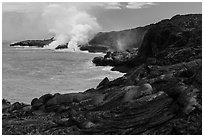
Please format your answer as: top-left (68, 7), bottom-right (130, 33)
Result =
top-left (42, 4), bottom-right (101, 51)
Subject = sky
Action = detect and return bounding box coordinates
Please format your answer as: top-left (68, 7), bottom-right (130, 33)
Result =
top-left (2, 2), bottom-right (202, 41)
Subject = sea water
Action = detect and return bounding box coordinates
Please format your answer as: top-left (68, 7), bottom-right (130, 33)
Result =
top-left (2, 41), bottom-right (124, 103)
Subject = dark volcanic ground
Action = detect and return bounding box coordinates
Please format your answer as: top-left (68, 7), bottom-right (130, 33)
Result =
top-left (2, 14), bottom-right (202, 135)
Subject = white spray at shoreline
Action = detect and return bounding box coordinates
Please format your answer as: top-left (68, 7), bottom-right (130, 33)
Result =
top-left (42, 4), bottom-right (101, 50)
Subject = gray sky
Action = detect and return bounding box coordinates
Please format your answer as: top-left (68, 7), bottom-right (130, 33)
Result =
top-left (2, 2), bottom-right (202, 41)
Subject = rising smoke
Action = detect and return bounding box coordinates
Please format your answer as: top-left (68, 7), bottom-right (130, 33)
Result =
top-left (42, 4), bottom-right (101, 50)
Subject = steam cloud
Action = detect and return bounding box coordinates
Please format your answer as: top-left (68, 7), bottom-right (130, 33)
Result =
top-left (116, 30), bottom-right (146, 51)
top-left (42, 4), bottom-right (101, 50)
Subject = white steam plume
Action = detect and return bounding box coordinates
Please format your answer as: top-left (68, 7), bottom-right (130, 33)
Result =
top-left (42, 4), bottom-right (101, 50)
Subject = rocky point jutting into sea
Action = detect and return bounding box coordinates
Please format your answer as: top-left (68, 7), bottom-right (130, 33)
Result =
top-left (3, 14), bottom-right (202, 135)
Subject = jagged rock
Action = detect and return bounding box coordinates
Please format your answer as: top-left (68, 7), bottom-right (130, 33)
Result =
top-left (3, 101), bottom-right (29, 114)
top-left (9, 102), bottom-right (24, 111)
top-left (96, 77), bottom-right (109, 89)
top-left (84, 88), bottom-right (96, 94)
top-left (2, 99), bottom-right (11, 105)
top-left (92, 48), bottom-right (138, 68)
top-left (2, 99), bottom-right (11, 112)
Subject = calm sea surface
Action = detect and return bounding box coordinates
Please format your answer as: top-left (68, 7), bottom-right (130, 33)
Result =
top-left (2, 42), bottom-right (123, 103)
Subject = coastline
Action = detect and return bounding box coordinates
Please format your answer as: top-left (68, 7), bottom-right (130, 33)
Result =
top-left (2, 14), bottom-right (202, 135)
top-left (3, 45), bottom-right (124, 104)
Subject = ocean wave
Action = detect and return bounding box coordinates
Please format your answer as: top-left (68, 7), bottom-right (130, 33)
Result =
top-left (54, 48), bottom-right (105, 55)
top-left (84, 60), bottom-right (97, 69)
top-left (87, 73), bottom-right (123, 81)
top-left (87, 75), bottom-right (108, 81)
top-left (12, 45), bottom-right (30, 48)
top-left (54, 49), bottom-right (79, 52)
top-left (84, 60), bottom-right (125, 74)
top-left (11, 45), bottom-right (106, 55)
top-left (60, 89), bottom-right (84, 94)
top-left (11, 45), bottom-right (44, 50)
top-left (101, 66), bottom-right (113, 71)
top-left (54, 48), bottom-right (90, 53)
top-left (88, 52), bottom-right (106, 55)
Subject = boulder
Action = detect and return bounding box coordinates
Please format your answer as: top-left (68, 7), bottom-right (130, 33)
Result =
top-left (45, 94), bottom-right (72, 106)
top-left (38, 93), bottom-right (53, 104)
top-left (45, 93), bottom-right (88, 107)
top-left (92, 56), bottom-right (111, 66)
top-left (55, 44), bottom-right (68, 49)
top-left (104, 51), bottom-right (112, 59)
top-left (31, 98), bottom-right (38, 106)
top-left (31, 98), bottom-right (44, 110)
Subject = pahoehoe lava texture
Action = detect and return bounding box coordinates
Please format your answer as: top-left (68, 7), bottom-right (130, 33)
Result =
top-left (3, 14), bottom-right (202, 135)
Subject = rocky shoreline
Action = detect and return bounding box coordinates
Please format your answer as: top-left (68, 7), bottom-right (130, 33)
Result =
top-left (3, 14), bottom-right (202, 135)
top-left (10, 37), bottom-right (54, 48)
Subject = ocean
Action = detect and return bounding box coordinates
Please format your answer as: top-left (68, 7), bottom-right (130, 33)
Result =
top-left (2, 41), bottom-right (124, 103)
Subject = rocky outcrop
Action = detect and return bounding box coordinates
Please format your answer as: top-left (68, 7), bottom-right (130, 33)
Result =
top-left (136, 14), bottom-right (201, 62)
top-left (55, 43), bottom-right (68, 49)
top-left (2, 58), bottom-right (202, 135)
top-left (93, 14), bottom-right (201, 71)
top-left (92, 48), bottom-right (138, 72)
top-left (82, 14), bottom-right (201, 53)
top-left (10, 37), bottom-right (54, 48)
top-left (79, 44), bottom-right (109, 53)
top-left (10, 38), bottom-right (69, 50)
top-left (2, 14), bottom-right (202, 135)
top-left (96, 77), bottom-right (110, 89)
top-left (82, 26), bottom-right (149, 52)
